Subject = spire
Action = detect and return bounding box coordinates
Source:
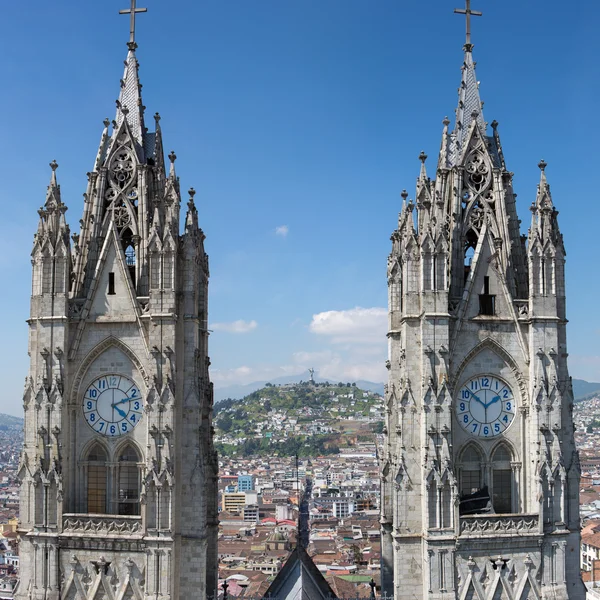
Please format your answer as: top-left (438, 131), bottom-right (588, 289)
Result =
top-left (168, 150), bottom-right (177, 179)
top-left (185, 188), bottom-right (199, 232)
top-left (93, 118), bottom-right (111, 171)
top-left (45, 160), bottom-right (62, 211)
top-left (115, 48), bottom-right (146, 145)
top-left (454, 51), bottom-right (486, 150)
top-left (115, 1), bottom-right (148, 145)
top-left (451, 0), bottom-right (485, 158)
top-left (36, 161), bottom-right (69, 248)
top-left (530, 160), bottom-right (562, 250)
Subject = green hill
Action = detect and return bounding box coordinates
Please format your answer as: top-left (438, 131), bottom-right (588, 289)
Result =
top-left (213, 381), bottom-right (384, 458)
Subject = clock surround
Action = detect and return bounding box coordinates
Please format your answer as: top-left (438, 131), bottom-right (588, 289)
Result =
top-left (456, 374), bottom-right (515, 438)
top-left (83, 374), bottom-right (143, 437)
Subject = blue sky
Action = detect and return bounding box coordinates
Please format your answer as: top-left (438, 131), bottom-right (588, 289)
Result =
top-left (0, 1), bottom-right (599, 415)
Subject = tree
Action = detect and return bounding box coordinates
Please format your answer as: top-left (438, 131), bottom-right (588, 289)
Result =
top-left (371, 421), bottom-right (384, 434)
top-left (218, 414), bottom-right (233, 433)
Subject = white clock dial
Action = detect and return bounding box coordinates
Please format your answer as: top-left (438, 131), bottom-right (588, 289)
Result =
top-left (456, 375), bottom-right (515, 438)
top-left (83, 374), bottom-right (143, 437)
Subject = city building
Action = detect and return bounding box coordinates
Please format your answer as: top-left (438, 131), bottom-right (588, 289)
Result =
top-left (16, 5), bottom-right (217, 599)
top-left (222, 493), bottom-right (247, 515)
top-left (238, 474), bottom-right (255, 492)
top-left (380, 4), bottom-right (584, 599)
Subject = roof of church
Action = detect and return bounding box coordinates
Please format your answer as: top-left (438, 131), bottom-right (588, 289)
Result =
top-left (262, 544), bottom-right (338, 600)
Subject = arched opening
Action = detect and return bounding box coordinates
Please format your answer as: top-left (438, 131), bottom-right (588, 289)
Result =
top-left (87, 444), bottom-right (108, 514)
top-left (117, 444), bottom-right (141, 516)
top-left (492, 443), bottom-right (513, 514)
top-left (121, 228), bottom-right (136, 284)
top-left (459, 444), bottom-right (489, 516)
top-left (460, 445), bottom-right (482, 496)
top-left (464, 229), bottom-right (478, 282)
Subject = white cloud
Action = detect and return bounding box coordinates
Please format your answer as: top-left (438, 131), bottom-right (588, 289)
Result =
top-left (309, 307), bottom-right (387, 344)
top-left (275, 225), bottom-right (289, 237)
top-left (211, 319), bottom-right (258, 334)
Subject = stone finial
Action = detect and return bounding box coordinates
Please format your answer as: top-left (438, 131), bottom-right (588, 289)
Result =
top-left (154, 112), bottom-right (161, 123)
top-left (103, 118), bottom-right (110, 128)
top-left (418, 151), bottom-right (427, 163)
top-left (168, 151), bottom-right (177, 164)
top-left (471, 110), bottom-right (479, 120)
top-left (491, 119), bottom-right (498, 130)
top-left (401, 190), bottom-right (409, 202)
top-left (189, 188), bottom-right (196, 200)
top-left (442, 116), bottom-right (450, 127)
top-left (538, 159), bottom-right (547, 172)
top-left (49, 160), bottom-right (58, 172)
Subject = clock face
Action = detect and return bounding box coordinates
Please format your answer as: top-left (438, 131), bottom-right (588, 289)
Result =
top-left (456, 375), bottom-right (515, 438)
top-left (83, 374), bottom-right (143, 437)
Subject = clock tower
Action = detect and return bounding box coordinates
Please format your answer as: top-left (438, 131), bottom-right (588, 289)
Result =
top-left (16, 6), bottom-right (218, 600)
top-left (380, 4), bottom-right (584, 599)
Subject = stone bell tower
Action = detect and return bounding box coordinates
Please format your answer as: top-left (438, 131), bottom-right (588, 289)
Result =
top-left (16, 5), bottom-right (218, 599)
top-left (380, 3), bottom-right (584, 599)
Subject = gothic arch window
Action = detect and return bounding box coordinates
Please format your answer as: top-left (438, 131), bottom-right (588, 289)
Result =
top-left (459, 444), bottom-right (483, 497)
top-left (491, 443), bottom-right (513, 514)
top-left (464, 229), bottom-right (478, 282)
top-left (117, 444), bottom-right (141, 516)
top-left (121, 228), bottom-right (136, 284)
top-left (86, 444), bottom-right (108, 514)
top-left (435, 253), bottom-right (445, 290)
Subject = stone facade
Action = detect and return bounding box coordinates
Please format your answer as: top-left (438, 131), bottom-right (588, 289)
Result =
top-left (16, 37), bottom-right (218, 600)
top-left (380, 42), bottom-right (585, 600)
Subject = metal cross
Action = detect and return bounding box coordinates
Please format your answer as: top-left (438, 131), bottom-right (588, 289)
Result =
top-left (119, 0), bottom-right (147, 46)
top-left (454, 0), bottom-right (482, 49)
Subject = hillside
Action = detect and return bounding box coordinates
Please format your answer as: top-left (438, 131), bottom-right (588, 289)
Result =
top-left (0, 412), bottom-right (23, 432)
top-left (213, 382), bottom-right (384, 458)
top-left (213, 372), bottom-right (385, 403)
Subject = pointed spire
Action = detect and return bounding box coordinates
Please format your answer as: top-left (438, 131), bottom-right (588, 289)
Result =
top-left (152, 113), bottom-right (166, 178)
top-left (45, 160), bottom-right (61, 208)
top-left (94, 118), bottom-right (112, 171)
top-left (168, 150), bottom-right (177, 178)
top-left (536, 160), bottom-right (553, 210)
top-left (454, 50), bottom-right (486, 148)
top-left (115, 47), bottom-right (146, 145)
top-left (438, 117), bottom-right (451, 170)
top-left (418, 151), bottom-right (428, 181)
top-left (37, 161), bottom-right (70, 248)
top-left (185, 188), bottom-right (199, 232)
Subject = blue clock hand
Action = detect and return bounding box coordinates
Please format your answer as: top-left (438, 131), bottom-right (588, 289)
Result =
top-left (114, 396), bottom-right (132, 407)
top-left (486, 395), bottom-right (501, 409)
top-left (112, 405), bottom-right (127, 419)
top-left (465, 388), bottom-right (485, 407)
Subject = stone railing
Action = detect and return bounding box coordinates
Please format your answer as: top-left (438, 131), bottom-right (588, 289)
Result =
top-left (62, 513), bottom-right (143, 536)
top-left (460, 513), bottom-right (539, 536)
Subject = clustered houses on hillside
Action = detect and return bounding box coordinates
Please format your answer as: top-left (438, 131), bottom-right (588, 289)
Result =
top-left (217, 453), bottom-right (381, 597)
top-left (214, 383), bottom-right (385, 449)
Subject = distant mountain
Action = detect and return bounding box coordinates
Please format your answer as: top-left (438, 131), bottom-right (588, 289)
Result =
top-left (573, 378), bottom-right (600, 401)
top-left (0, 413), bottom-right (23, 431)
top-left (213, 372), bottom-right (384, 404)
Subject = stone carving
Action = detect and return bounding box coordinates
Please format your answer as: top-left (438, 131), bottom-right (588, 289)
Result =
top-left (460, 514), bottom-right (538, 535)
top-left (63, 515), bottom-right (142, 535)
